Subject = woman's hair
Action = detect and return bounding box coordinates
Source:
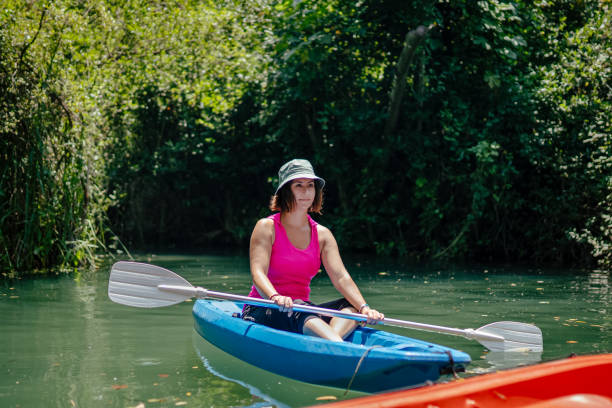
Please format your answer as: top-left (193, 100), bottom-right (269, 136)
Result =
top-left (269, 180), bottom-right (324, 214)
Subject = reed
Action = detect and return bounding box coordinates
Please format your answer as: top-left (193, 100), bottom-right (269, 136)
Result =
top-left (0, 9), bottom-right (106, 276)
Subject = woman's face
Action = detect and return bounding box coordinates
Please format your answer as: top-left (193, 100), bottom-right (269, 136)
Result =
top-left (290, 178), bottom-right (316, 210)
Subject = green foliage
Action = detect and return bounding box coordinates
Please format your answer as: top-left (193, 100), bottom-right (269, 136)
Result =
top-left (256, 0), bottom-right (611, 266)
top-left (0, 2), bottom-right (110, 273)
top-left (1, 0), bottom-right (610, 274)
top-left (533, 1), bottom-right (612, 267)
top-left (101, 0), bottom-right (278, 249)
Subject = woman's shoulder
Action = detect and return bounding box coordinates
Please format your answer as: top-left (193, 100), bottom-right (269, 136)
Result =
top-left (255, 217), bottom-right (275, 230)
top-left (252, 217), bottom-right (275, 243)
top-left (315, 223), bottom-right (333, 239)
top-left (315, 223), bottom-right (337, 252)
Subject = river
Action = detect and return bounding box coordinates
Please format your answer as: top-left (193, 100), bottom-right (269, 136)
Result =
top-left (1, 254), bottom-right (610, 407)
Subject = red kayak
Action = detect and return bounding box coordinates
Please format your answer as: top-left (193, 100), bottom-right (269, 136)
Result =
top-left (314, 354), bottom-right (612, 408)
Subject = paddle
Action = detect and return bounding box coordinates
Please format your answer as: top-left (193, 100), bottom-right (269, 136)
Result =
top-left (108, 261), bottom-right (543, 352)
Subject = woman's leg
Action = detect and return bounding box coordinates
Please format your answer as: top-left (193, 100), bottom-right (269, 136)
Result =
top-left (302, 307), bottom-right (359, 341)
top-left (329, 307), bottom-right (359, 339)
top-left (302, 317), bottom-right (344, 342)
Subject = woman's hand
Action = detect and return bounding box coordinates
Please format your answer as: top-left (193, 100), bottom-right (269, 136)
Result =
top-left (360, 305), bottom-right (384, 325)
top-left (271, 294), bottom-right (294, 316)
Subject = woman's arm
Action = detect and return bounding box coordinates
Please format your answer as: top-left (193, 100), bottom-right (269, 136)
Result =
top-left (249, 218), bottom-right (293, 313)
top-left (318, 226), bottom-right (384, 323)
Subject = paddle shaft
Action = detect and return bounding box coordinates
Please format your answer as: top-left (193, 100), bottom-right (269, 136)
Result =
top-left (157, 284), bottom-right (504, 342)
top-left (108, 261), bottom-right (543, 351)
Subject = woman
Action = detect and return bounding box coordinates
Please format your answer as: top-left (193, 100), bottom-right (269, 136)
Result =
top-left (242, 159), bottom-right (384, 342)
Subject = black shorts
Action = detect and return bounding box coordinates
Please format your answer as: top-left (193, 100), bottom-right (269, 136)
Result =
top-left (241, 298), bottom-right (353, 334)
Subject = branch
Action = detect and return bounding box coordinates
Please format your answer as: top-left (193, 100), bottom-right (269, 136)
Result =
top-left (48, 90), bottom-right (78, 127)
top-left (383, 24), bottom-right (433, 139)
top-left (432, 221), bottom-right (470, 260)
top-left (16, 6), bottom-right (47, 73)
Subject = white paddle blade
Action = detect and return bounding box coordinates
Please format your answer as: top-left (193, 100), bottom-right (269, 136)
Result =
top-left (108, 261), bottom-right (194, 308)
top-left (476, 321), bottom-right (543, 352)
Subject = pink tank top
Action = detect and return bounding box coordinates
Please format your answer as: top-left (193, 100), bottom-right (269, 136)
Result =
top-left (248, 213), bottom-right (321, 301)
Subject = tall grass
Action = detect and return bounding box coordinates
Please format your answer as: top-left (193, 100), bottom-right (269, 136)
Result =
top-left (0, 6), bottom-right (110, 276)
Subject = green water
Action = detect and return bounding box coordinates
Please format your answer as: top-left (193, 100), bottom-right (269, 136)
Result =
top-left (1, 254), bottom-right (610, 408)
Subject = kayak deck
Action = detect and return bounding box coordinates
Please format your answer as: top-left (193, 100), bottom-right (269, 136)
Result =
top-left (312, 353), bottom-right (612, 407)
top-left (192, 299), bottom-right (470, 393)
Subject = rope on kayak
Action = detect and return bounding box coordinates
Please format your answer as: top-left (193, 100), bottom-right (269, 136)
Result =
top-left (344, 345), bottom-right (382, 395)
top-left (444, 350), bottom-right (460, 379)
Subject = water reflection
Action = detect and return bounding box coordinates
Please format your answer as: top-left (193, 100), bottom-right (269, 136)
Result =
top-left (586, 270), bottom-right (610, 298)
top-left (192, 334), bottom-right (368, 408)
top-left (193, 335), bottom-right (288, 408)
top-left (483, 351), bottom-right (542, 371)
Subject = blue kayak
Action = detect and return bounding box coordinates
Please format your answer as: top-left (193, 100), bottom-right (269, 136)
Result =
top-left (192, 299), bottom-right (471, 393)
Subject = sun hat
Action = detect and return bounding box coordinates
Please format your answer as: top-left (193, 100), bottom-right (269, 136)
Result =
top-left (275, 159), bottom-right (325, 194)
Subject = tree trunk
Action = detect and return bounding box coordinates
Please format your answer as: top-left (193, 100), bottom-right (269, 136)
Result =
top-left (383, 24), bottom-right (432, 139)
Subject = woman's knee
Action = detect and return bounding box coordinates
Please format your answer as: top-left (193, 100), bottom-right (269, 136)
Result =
top-left (303, 317), bottom-right (343, 342)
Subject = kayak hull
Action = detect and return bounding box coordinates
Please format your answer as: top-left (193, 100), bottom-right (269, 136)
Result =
top-left (313, 353), bottom-right (612, 407)
top-left (192, 299), bottom-right (471, 393)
